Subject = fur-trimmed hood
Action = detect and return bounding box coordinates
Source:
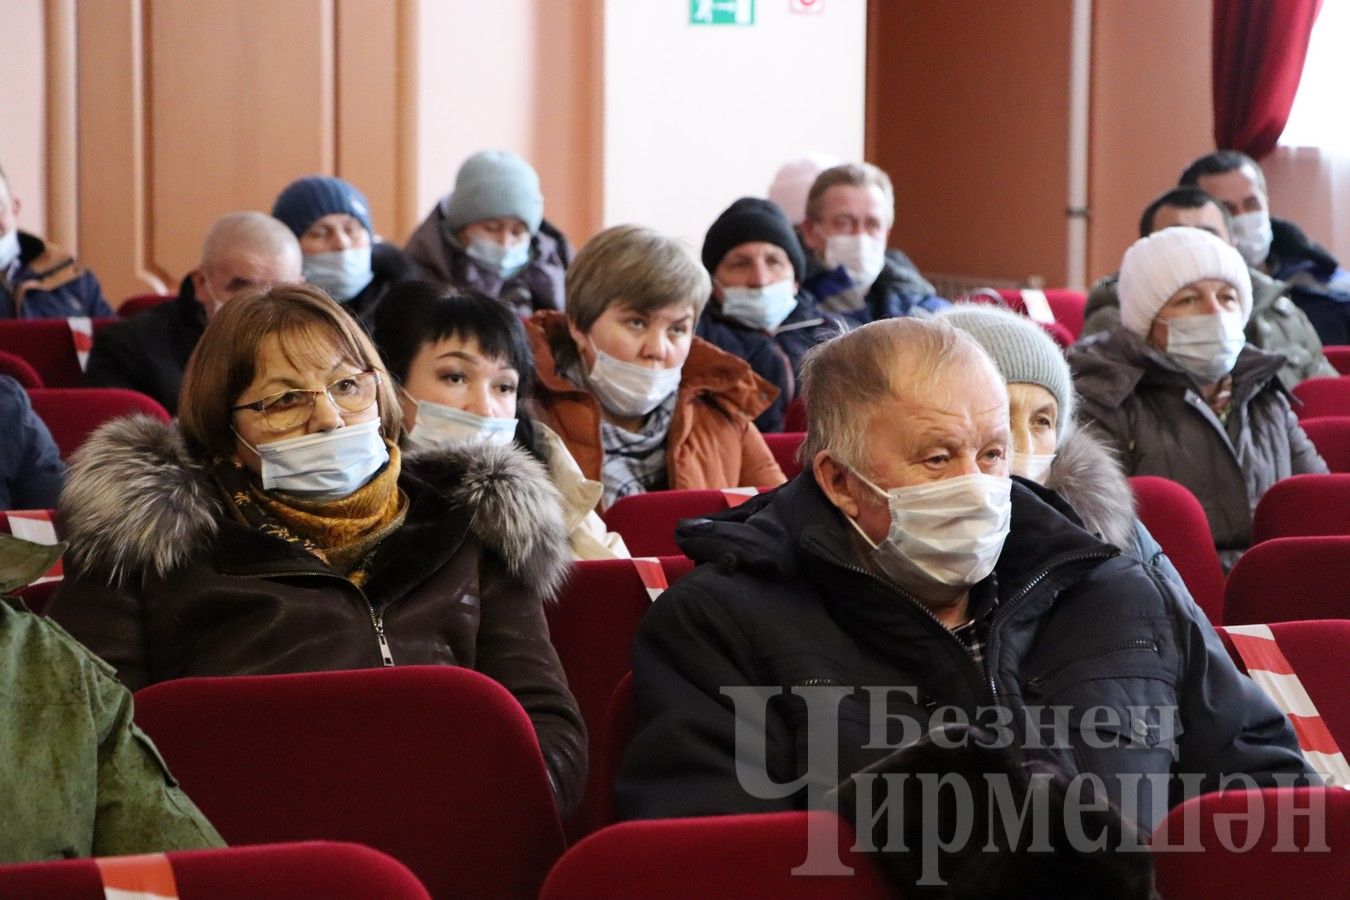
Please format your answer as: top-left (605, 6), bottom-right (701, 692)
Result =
top-left (61, 416), bottom-right (571, 599)
top-left (1043, 426), bottom-right (1137, 551)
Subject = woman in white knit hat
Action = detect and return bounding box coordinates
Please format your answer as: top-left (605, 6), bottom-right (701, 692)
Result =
top-left (1069, 226), bottom-right (1326, 571)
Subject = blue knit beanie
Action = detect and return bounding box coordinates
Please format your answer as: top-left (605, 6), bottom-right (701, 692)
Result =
top-left (272, 176), bottom-right (372, 238)
top-left (439, 151), bottom-right (544, 235)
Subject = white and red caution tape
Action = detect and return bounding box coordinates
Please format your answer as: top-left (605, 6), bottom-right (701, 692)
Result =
top-left (4, 509), bottom-right (62, 583)
top-left (67, 316), bottom-right (93, 372)
top-left (97, 852), bottom-right (179, 900)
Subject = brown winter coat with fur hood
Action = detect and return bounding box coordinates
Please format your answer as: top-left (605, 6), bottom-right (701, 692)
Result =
top-left (47, 417), bottom-right (587, 814)
top-left (526, 311), bottom-right (786, 502)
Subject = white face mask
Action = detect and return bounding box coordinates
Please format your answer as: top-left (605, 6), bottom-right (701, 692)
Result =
top-left (239, 418), bottom-right (388, 501)
top-left (1165, 310), bottom-right (1246, 383)
top-left (303, 246), bottom-right (374, 302)
top-left (1011, 451), bottom-right (1056, 484)
top-left (719, 279), bottom-right (799, 332)
top-left (406, 398), bottom-right (517, 449)
top-left (466, 237), bottom-right (531, 278)
top-left (0, 228), bottom-right (19, 270)
top-left (849, 470), bottom-right (1012, 600)
top-left (824, 233), bottom-right (887, 293)
top-left (1229, 211), bottom-right (1273, 267)
top-left (586, 348), bottom-right (683, 418)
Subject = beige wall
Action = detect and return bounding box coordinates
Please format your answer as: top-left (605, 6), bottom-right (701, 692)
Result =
top-left (602, 0), bottom-right (867, 248)
top-left (0, 0), bottom-right (48, 239)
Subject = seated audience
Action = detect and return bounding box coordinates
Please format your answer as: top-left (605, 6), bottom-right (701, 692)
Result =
top-left (766, 152), bottom-right (839, 233)
top-left (697, 197), bottom-right (843, 433)
top-left (272, 175), bottom-right (414, 327)
top-left (617, 315), bottom-right (1311, 830)
top-left (0, 374), bottom-right (64, 510)
top-left (1070, 227), bottom-right (1327, 571)
top-left (84, 211), bottom-right (302, 414)
top-left (0, 163), bottom-right (111, 318)
top-left (404, 150), bottom-right (569, 316)
top-left (939, 304), bottom-right (1189, 600)
top-left (526, 225), bottom-right (786, 509)
top-left (0, 533), bottom-right (222, 861)
top-left (798, 163), bottom-right (948, 323)
top-left (374, 283), bottom-right (629, 560)
top-left (1081, 185), bottom-right (1335, 388)
top-left (1180, 149), bottom-right (1350, 346)
top-left (50, 284), bottom-right (586, 814)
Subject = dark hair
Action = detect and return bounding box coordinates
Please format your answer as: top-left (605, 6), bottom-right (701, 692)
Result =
top-left (1137, 187), bottom-right (1234, 240)
top-left (372, 282), bottom-right (545, 461)
top-left (1178, 150), bottom-right (1267, 195)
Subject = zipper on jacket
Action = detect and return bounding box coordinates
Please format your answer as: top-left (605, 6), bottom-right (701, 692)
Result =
top-left (1023, 639), bottom-right (1158, 691)
top-left (366, 600), bottom-right (394, 667)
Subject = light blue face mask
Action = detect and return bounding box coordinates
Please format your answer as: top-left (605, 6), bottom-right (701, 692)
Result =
top-left (719, 279), bottom-right (799, 331)
top-left (302, 246), bottom-right (375, 302)
top-left (465, 237), bottom-right (531, 278)
top-left (406, 398), bottom-right (518, 449)
top-left (239, 418), bottom-right (389, 501)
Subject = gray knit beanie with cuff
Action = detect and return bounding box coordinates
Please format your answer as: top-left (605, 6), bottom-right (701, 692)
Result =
top-left (439, 150), bottom-right (544, 235)
top-left (937, 303), bottom-right (1076, 438)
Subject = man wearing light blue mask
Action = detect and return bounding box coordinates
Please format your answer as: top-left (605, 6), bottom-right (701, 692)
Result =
top-left (404, 150), bottom-right (570, 318)
top-left (1071, 226), bottom-right (1327, 571)
top-left (697, 197), bottom-right (843, 433)
top-left (272, 175), bottom-right (413, 328)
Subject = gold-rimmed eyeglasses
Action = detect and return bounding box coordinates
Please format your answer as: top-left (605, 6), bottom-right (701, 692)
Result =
top-left (232, 370), bottom-right (380, 432)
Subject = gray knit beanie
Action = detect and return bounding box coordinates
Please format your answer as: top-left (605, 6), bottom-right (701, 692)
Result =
top-left (439, 150), bottom-right (544, 235)
top-left (937, 304), bottom-right (1075, 438)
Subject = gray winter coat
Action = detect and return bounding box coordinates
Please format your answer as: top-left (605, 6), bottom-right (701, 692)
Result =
top-left (1069, 328), bottom-right (1328, 570)
top-left (1082, 269), bottom-right (1337, 389)
top-left (1043, 427), bottom-right (1189, 602)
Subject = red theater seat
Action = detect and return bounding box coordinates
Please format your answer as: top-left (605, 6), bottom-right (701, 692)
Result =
top-left (1128, 476), bottom-right (1226, 623)
top-left (540, 811), bottom-right (894, 900)
top-left (0, 318), bottom-right (116, 387)
top-left (1292, 376), bottom-right (1350, 419)
top-left (118, 293), bottom-right (175, 319)
top-left (976, 288), bottom-right (1088, 339)
top-left (764, 431), bottom-right (806, 479)
top-left (1151, 788), bottom-right (1350, 899)
top-left (0, 842), bottom-right (431, 900)
top-left (602, 488), bottom-right (761, 558)
top-left (1300, 416), bottom-right (1350, 472)
top-left (27, 388), bottom-right (170, 459)
top-left (1323, 345), bottom-right (1350, 375)
top-left (1252, 474), bottom-right (1350, 543)
top-left (133, 667), bottom-right (564, 900)
top-left (1223, 536), bottom-right (1350, 625)
top-left (591, 672), bottom-right (636, 833)
top-left (546, 556), bottom-right (693, 837)
top-left (783, 395), bottom-right (808, 433)
top-left (0, 350), bottom-right (43, 388)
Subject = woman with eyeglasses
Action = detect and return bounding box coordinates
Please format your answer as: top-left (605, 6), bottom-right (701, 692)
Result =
top-left (47, 283), bottom-right (587, 814)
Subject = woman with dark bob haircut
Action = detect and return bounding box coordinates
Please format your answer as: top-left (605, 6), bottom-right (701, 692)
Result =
top-left (48, 283), bottom-right (587, 814)
top-left (374, 282), bottom-right (628, 559)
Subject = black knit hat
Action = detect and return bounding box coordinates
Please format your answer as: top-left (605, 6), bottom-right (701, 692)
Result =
top-left (701, 197), bottom-right (806, 281)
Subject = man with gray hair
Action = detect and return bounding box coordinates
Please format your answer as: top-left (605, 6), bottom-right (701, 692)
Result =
top-left (85, 212), bottom-right (302, 413)
top-left (616, 317), bottom-right (1311, 836)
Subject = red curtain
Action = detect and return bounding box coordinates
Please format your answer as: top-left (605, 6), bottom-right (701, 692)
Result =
top-left (1212, 0), bottom-right (1324, 159)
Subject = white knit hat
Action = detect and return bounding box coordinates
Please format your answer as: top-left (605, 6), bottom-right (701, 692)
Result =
top-left (767, 153), bottom-right (840, 226)
top-left (1117, 226), bottom-right (1252, 337)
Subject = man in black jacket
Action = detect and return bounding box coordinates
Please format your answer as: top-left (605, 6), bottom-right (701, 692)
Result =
top-left (85, 212), bottom-right (301, 413)
top-left (617, 317), bottom-right (1313, 838)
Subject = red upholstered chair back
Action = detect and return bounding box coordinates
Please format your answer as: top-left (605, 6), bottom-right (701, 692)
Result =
top-left (602, 489), bottom-right (760, 558)
top-left (0, 842), bottom-right (431, 900)
top-left (590, 672), bottom-right (636, 833)
top-left (1324, 345), bottom-right (1350, 375)
top-left (1292, 376), bottom-right (1350, 419)
top-left (1151, 788), bottom-right (1350, 898)
top-left (133, 667), bottom-right (564, 900)
top-left (118, 293), bottom-right (175, 319)
top-left (0, 318), bottom-right (116, 387)
top-left (27, 388), bottom-right (169, 459)
top-left (1252, 474), bottom-right (1350, 543)
top-left (0, 350), bottom-right (43, 388)
top-left (1223, 536), bottom-right (1350, 625)
top-left (783, 394), bottom-right (808, 433)
top-left (1300, 416), bottom-right (1350, 472)
top-left (764, 431), bottom-right (806, 479)
top-left (1217, 620), bottom-right (1350, 754)
top-left (1128, 476), bottom-right (1227, 622)
top-left (545, 556), bottom-right (694, 837)
top-left (540, 811), bottom-right (895, 900)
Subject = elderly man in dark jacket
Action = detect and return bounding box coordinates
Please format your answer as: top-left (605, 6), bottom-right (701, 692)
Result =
top-left (617, 316), bottom-right (1313, 836)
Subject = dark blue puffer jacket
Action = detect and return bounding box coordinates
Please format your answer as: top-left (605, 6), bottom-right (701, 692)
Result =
top-left (0, 232), bottom-right (112, 319)
top-left (0, 375), bottom-right (65, 509)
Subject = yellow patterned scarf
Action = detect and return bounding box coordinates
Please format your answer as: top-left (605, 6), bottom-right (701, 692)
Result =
top-left (215, 441), bottom-right (408, 585)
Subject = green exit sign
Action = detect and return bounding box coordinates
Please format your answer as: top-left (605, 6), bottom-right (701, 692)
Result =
top-left (690, 0), bottom-right (755, 26)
